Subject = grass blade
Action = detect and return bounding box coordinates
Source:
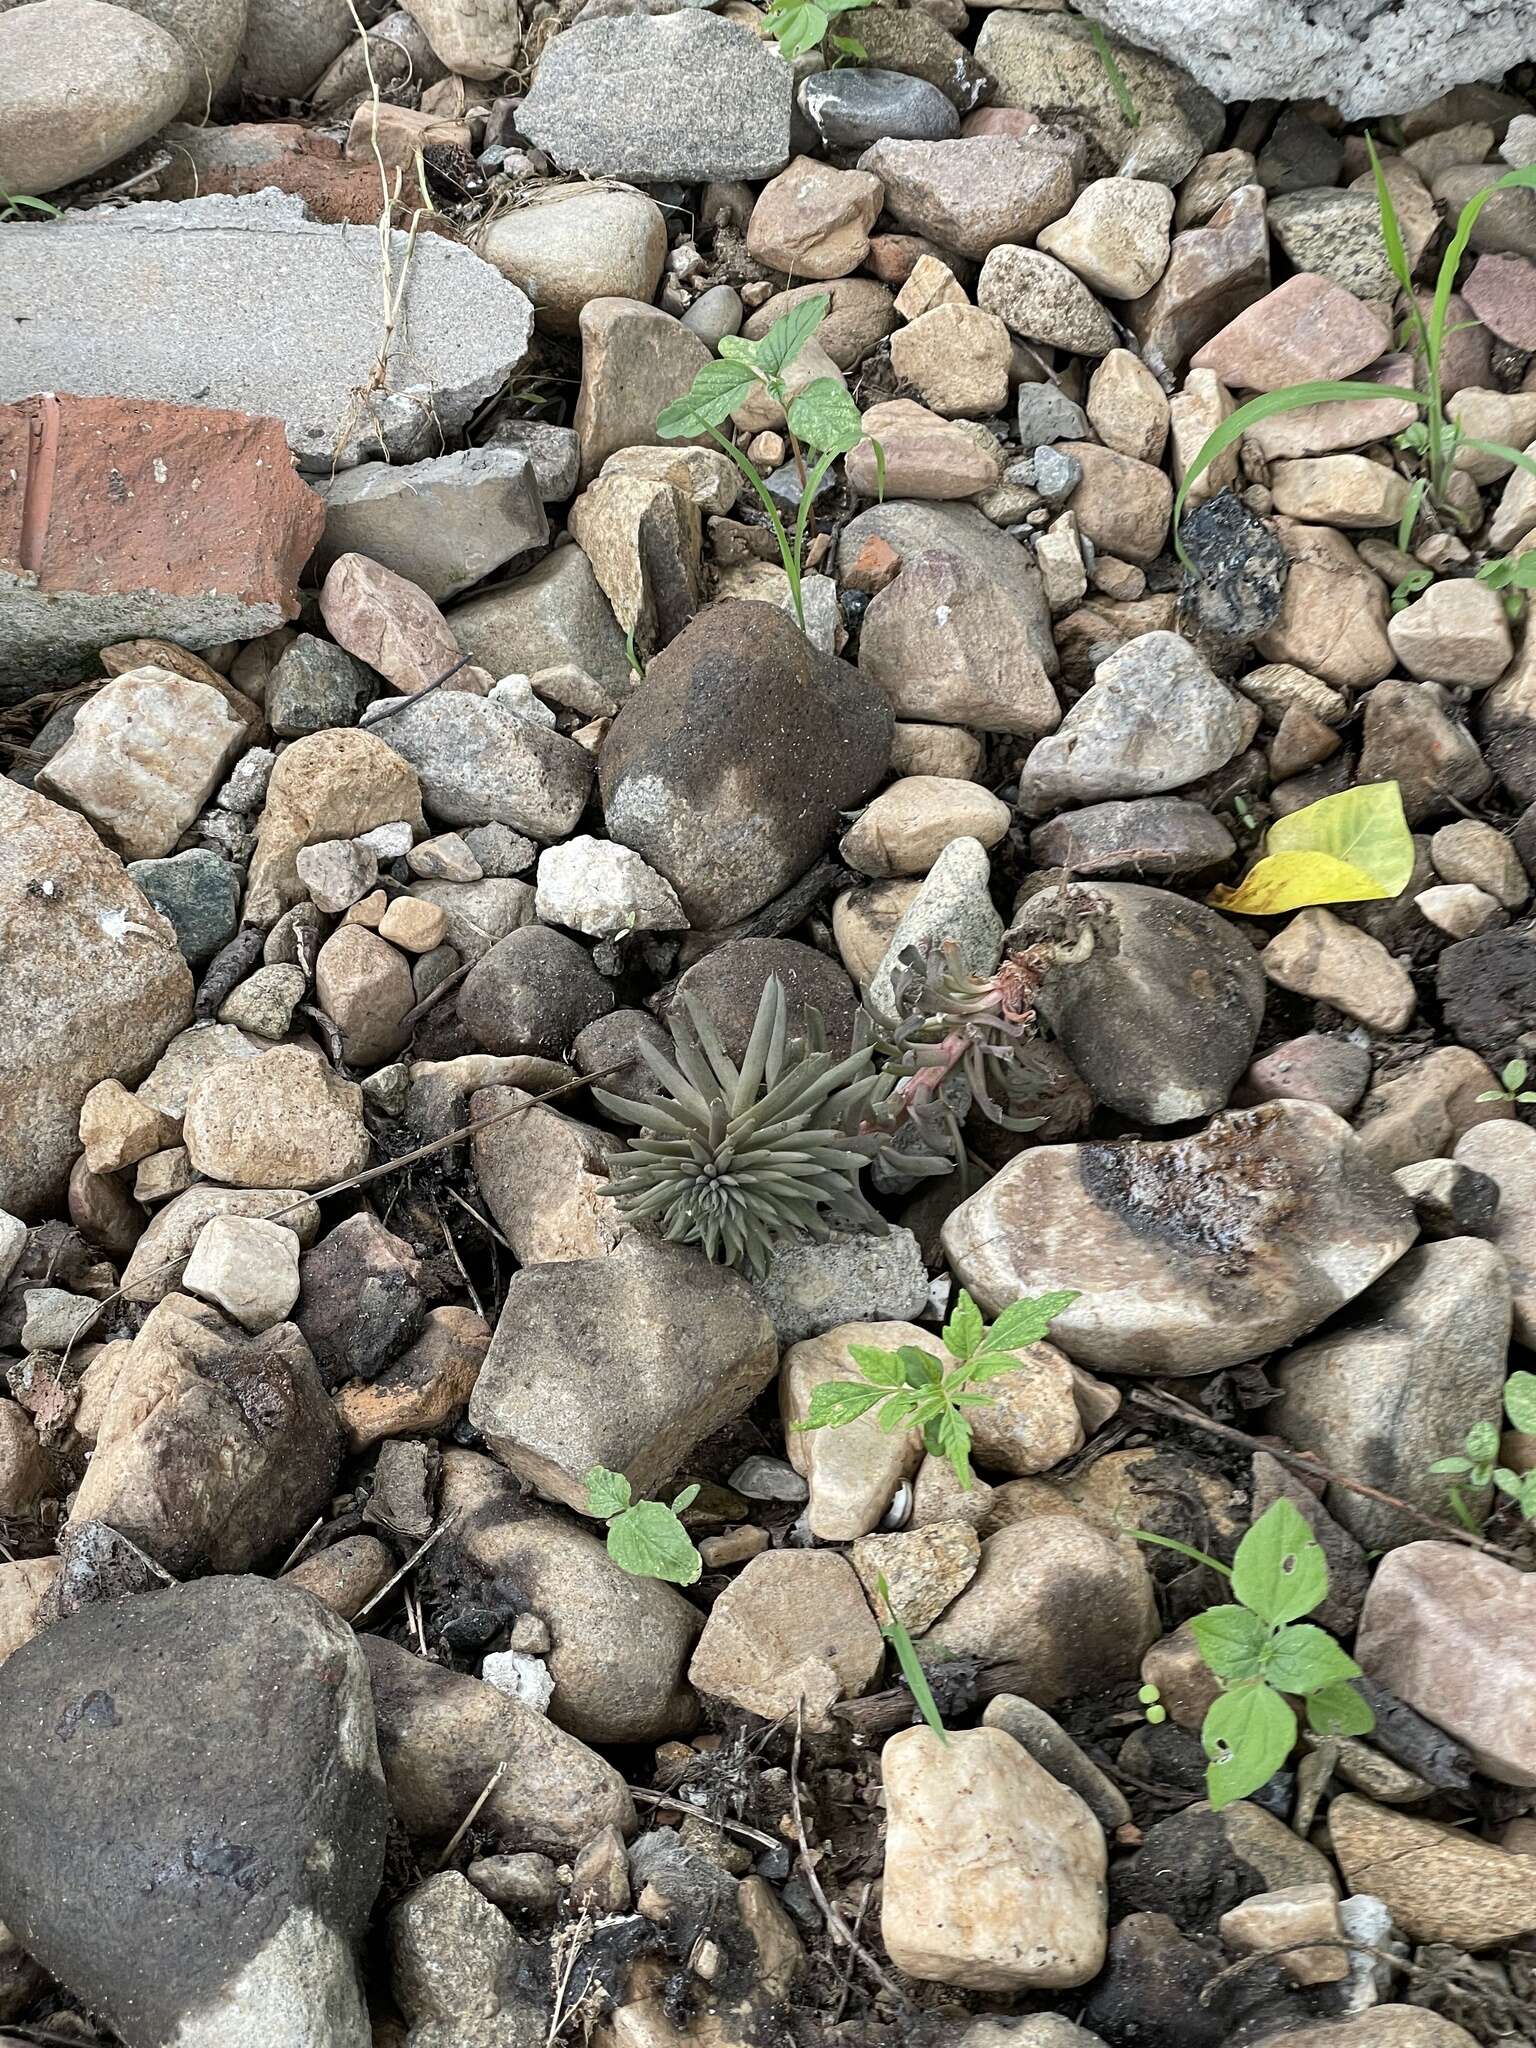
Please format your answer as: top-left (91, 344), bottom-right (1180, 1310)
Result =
top-left (1431, 164), bottom-right (1536, 374)
top-left (1086, 21), bottom-right (1139, 128)
top-left (1461, 437), bottom-right (1536, 488)
top-left (1365, 132), bottom-right (1419, 303)
top-left (1397, 475), bottom-right (1427, 552)
top-left (877, 1574), bottom-right (947, 1742)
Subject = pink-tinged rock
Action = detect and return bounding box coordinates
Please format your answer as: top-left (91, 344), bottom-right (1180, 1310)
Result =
top-left (1463, 253), bottom-right (1536, 348)
top-left (1126, 183), bottom-right (1269, 381)
top-left (1191, 273), bottom-right (1390, 393)
top-left (1356, 1541), bottom-right (1536, 1787)
top-left (318, 553), bottom-right (473, 696)
top-left (0, 393), bottom-right (323, 696)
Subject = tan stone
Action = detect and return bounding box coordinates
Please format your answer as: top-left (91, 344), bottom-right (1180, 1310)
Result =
top-left (1388, 577), bottom-right (1514, 685)
top-left (859, 134), bottom-right (1076, 263)
top-left (740, 276), bottom-right (898, 370)
top-left (1449, 388), bottom-right (1536, 482)
top-left (894, 253), bottom-right (967, 319)
top-left (1141, 1621), bottom-right (1222, 1731)
top-left (1126, 181), bottom-right (1270, 380)
top-left (781, 1321), bottom-right (925, 1540)
top-left (1218, 1885), bottom-right (1348, 1985)
top-left (575, 299), bottom-right (711, 484)
top-left (1481, 437), bottom-right (1536, 551)
top-left (1037, 177), bottom-right (1173, 299)
top-left (334, 1306), bottom-right (491, 1454)
top-left (1272, 2011), bottom-right (1480, 2048)
top-left (746, 156), bottom-right (883, 280)
top-left (37, 668), bottom-right (246, 862)
top-left (977, 246), bottom-right (1118, 357)
top-left (1191, 273), bottom-right (1390, 392)
top-left (1168, 368), bottom-right (1236, 508)
top-left (318, 554), bottom-right (466, 697)
top-left (1237, 661), bottom-right (1348, 728)
top-left (966, 1342), bottom-right (1086, 1477)
top-left (245, 728), bottom-right (423, 928)
top-left (568, 474), bottom-right (702, 652)
top-left (1060, 442), bottom-right (1173, 565)
top-left (470, 1087), bottom-right (626, 1266)
top-left (1270, 454), bottom-right (1412, 530)
top-left (1355, 1045), bottom-right (1511, 1170)
top-left (890, 304), bottom-right (1011, 418)
top-left (1245, 357), bottom-right (1420, 460)
top-left (1455, 1120), bottom-right (1536, 1346)
top-left (377, 896), bottom-right (448, 953)
top-left (0, 1402), bottom-right (49, 1516)
top-left (831, 881), bottom-right (923, 992)
top-left (1255, 519), bottom-right (1394, 688)
top-left (1085, 349), bottom-right (1170, 465)
top-left (315, 925), bottom-right (414, 1068)
top-left (600, 444), bottom-right (740, 518)
top-left (890, 724), bottom-right (986, 778)
top-left (476, 185), bottom-right (667, 336)
top-left (283, 1532), bottom-right (395, 1618)
top-left (687, 1550), bottom-right (882, 1727)
top-left (77, 1079), bottom-right (173, 1176)
top-left (183, 1046), bottom-right (370, 1191)
top-left (846, 400), bottom-right (1003, 500)
top-left (1262, 909), bottom-right (1416, 1033)
top-left (881, 1726), bottom-right (1107, 1990)
top-left (0, 1557), bottom-right (60, 1667)
top-left (1329, 1796), bottom-right (1536, 1949)
top-left (733, 336), bottom-right (847, 436)
top-left (840, 775), bottom-right (1010, 877)
top-left (850, 1522), bottom-right (980, 1633)
top-left (857, 548), bottom-right (1061, 736)
top-left (1036, 516), bottom-right (1087, 615)
top-left (1430, 819), bottom-right (1529, 907)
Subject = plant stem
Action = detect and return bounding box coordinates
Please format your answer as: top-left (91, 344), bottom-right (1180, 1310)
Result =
top-left (1129, 1528), bottom-right (1233, 1577)
top-left (793, 449), bottom-right (838, 589)
top-left (704, 421), bottom-right (806, 630)
top-left (1447, 1483), bottom-right (1481, 1534)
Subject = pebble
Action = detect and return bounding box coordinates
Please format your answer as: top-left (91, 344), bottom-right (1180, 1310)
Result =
top-left (687, 1550), bottom-right (883, 1728)
top-left (1038, 178), bottom-right (1175, 299)
top-left (781, 1321), bottom-right (927, 1540)
top-left (183, 1045), bottom-right (369, 1190)
top-left (882, 1727), bottom-right (1107, 1990)
top-left (1261, 908), bottom-right (1417, 1033)
top-left (799, 68), bottom-right (959, 149)
top-left (978, 246), bottom-right (1118, 357)
top-left (1061, 443), bottom-right (1174, 564)
top-left (1191, 273), bottom-right (1390, 390)
top-left (315, 925), bottom-right (414, 1067)
top-left (890, 304), bottom-right (1011, 418)
top-left (534, 835), bottom-right (688, 939)
top-left (1218, 1884), bottom-right (1348, 1985)
top-left (296, 837), bottom-right (378, 914)
top-left (0, 0), bottom-right (192, 196)
top-left (753, 1224), bottom-right (930, 1344)
top-left (1238, 1032), bottom-right (1372, 1116)
top-left (746, 156), bottom-right (884, 281)
top-left (1268, 186), bottom-right (1397, 302)
top-left (841, 776), bottom-right (1010, 877)
top-left (182, 1213), bottom-right (302, 1333)
top-left (366, 688), bottom-right (592, 842)
top-left (315, 449), bottom-right (547, 608)
top-left (1388, 577), bottom-right (1514, 686)
top-left (845, 399), bottom-right (1004, 501)
top-left (1329, 1796), bottom-right (1536, 1949)
top-left (981, 1695), bottom-right (1132, 1833)
top-left (1028, 798), bottom-right (1235, 879)
top-left (866, 834), bottom-right (1003, 1024)
top-left (858, 139), bottom-right (1075, 264)
top-left (1416, 882), bottom-right (1505, 937)
top-left (1086, 350), bottom-right (1170, 464)
top-left (1358, 680), bottom-right (1492, 824)
top-left (267, 634), bottom-right (375, 738)
top-left (852, 1522), bottom-right (980, 1634)
top-left (245, 727), bottom-right (423, 928)
top-left (478, 185), bottom-right (667, 336)
top-left (1270, 454), bottom-right (1412, 531)
top-left (858, 548), bottom-right (1061, 737)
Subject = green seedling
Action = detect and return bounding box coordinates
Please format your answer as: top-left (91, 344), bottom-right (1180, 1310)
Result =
top-left (1135, 1498), bottom-right (1374, 1809)
top-left (1175, 140), bottom-right (1536, 570)
top-left (1477, 1058), bottom-right (1536, 1106)
top-left (758, 0), bottom-right (871, 62)
top-left (1087, 21), bottom-right (1139, 128)
top-left (657, 292), bottom-right (883, 633)
top-left (878, 1573), bottom-right (947, 1741)
top-left (585, 1466), bottom-right (703, 1585)
top-left (1475, 552), bottom-right (1536, 620)
top-left (793, 1287), bottom-right (1079, 1491)
top-left (1138, 1682), bottom-right (1167, 1726)
top-left (0, 189), bottom-right (62, 222)
top-left (1430, 1371), bottom-right (1536, 1531)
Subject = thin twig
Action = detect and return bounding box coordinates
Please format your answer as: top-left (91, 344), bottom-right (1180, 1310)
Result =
top-left (279, 1515), bottom-right (325, 1575)
top-left (625, 1785), bottom-right (782, 1852)
top-left (364, 652), bottom-right (473, 726)
top-left (546, 1909), bottom-right (596, 2048)
top-left (1199, 1935), bottom-right (1535, 2029)
top-left (832, 1883), bottom-right (873, 2023)
top-left (789, 1704), bottom-right (906, 2006)
top-left (434, 1759), bottom-right (507, 1871)
top-left (352, 1509), bottom-right (463, 1621)
top-left (1128, 1387), bottom-right (1528, 1566)
top-left (433, 1194), bottom-right (485, 1320)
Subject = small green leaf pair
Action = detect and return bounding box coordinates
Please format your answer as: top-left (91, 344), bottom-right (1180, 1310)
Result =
top-left (1142, 1498), bottom-right (1375, 1810)
top-left (757, 0), bottom-right (870, 62)
top-left (1428, 1371), bottom-right (1536, 1530)
top-left (1477, 1059), bottom-right (1536, 1106)
top-left (1475, 551), bottom-right (1536, 620)
top-left (794, 1287), bottom-right (1080, 1490)
top-left (584, 1466), bottom-right (703, 1585)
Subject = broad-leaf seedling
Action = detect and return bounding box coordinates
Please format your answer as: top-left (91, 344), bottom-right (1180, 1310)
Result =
top-left (1430, 1371), bottom-right (1536, 1531)
top-left (794, 1287), bottom-right (1080, 1490)
top-left (1136, 1498), bottom-right (1374, 1809)
top-left (758, 0), bottom-right (871, 63)
top-left (585, 1466), bottom-right (703, 1586)
top-left (1477, 1059), bottom-right (1536, 1106)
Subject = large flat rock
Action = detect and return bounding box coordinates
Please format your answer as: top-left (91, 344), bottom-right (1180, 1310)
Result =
top-left (0, 193), bottom-right (534, 471)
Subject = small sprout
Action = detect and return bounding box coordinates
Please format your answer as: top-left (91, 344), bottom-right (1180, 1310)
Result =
top-left (878, 1573), bottom-right (946, 1742)
top-left (1138, 1682), bottom-right (1167, 1727)
top-left (584, 1466), bottom-right (703, 1586)
top-left (1136, 1498), bottom-right (1374, 1810)
top-left (1476, 1058), bottom-right (1536, 1105)
top-left (1476, 551), bottom-right (1536, 621)
top-left (757, 0), bottom-right (871, 62)
top-left (1428, 1371), bottom-right (1536, 1531)
top-left (794, 1287), bottom-right (1079, 1491)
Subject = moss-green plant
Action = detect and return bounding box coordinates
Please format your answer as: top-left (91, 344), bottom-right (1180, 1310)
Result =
top-left (1175, 142), bottom-right (1536, 570)
top-left (585, 1466), bottom-right (703, 1585)
top-left (878, 1573), bottom-right (947, 1741)
top-left (0, 189), bottom-right (61, 222)
top-left (1430, 1371), bottom-right (1536, 1530)
top-left (657, 293), bottom-right (882, 632)
top-left (1476, 551), bottom-right (1536, 620)
top-left (1477, 1058), bottom-right (1536, 1106)
top-left (596, 974), bottom-right (888, 1277)
top-left (1135, 1498), bottom-right (1374, 1809)
top-left (758, 0), bottom-right (871, 62)
top-left (793, 1286), bottom-right (1079, 1490)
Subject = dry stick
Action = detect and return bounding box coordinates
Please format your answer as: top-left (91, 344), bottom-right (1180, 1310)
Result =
top-left (789, 1705), bottom-right (907, 2007)
top-left (1127, 1386), bottom-right (1527, 1567)
top-left (352, 1509), bottom-right (463, 1622)
top-left (364, 652), bottom-right (473, 727)
top-left (1200, 1937), bottom-right (1536, 2025)
top-left (278, 1514), bottom-right (325, 1576)
top-left (832, 1883), bottom-right (873, 2025)
top-left (434, 1759), bottom-right (507, 1871)
top-left (625, 1784), bottom-right (783, 1854)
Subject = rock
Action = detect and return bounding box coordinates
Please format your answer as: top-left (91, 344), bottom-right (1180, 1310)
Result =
top-left (852, 1523), bottom-right (981, 1635)
top-left (599, 602), bottom-right (890, 929)
top-left (1354, 1044), bottom-right (1511, 1170)
top-left (882, 1726), bottom-right (1107, 1991)
top-left (244, 728), bottom-right (422, 927)
top-left (1029, 799), bottom-right (1235, 879)
top-left (467, 1087), bottom-right (622, 1267)
top-left (1010, 880), bottom-right (1265, 1123)
top-left (1256, 520), bottom-right (1395, 689)
top-left (865, 835), bottom-right (1004, 1023)
top-left (533, 837), bottom-right (685, 940)
top-left (1360, 680), bottom-right (1492, 825)
top-left (981, 1696), bottom-right (1131, 1834)
top-left (1191, 274), bottom-right (1389, 392)
top-left (1267, 187), bottom-right (1395, 304)
top-left (367, 690), bottom-right (591, 844)
top-left (1454, 1121), bottom-right (1536, 1344)
top-left (1431, 820), bottom-right (1529, 908)
top-left (470, 1237), bottom-right (777, 1512)
top-left (859, 138), bottom-right (1076, 262)
top-left (1086, 350), bottom-right (1171, 465)
top-left (1057, 443), bottom-right (1175, 566)
top-left (388, 1870), bottom-right (542, 2042)
top-left (890, 304), bottom-right (1011, 419)
top-left (362, 1635), bottom-right (633, 1855)
top-left (1388, 578), bottom-right (1514, 687)
top-left (0, 193), bottom-right (534, 472)
top-left (519, 13), bottom-right (790, 181)
top-left (1128, 182), bottom-right (1271, 381)
top-left (853, 4), bottom-right (990, 108)
top-left (978, 247), bottom-right (1117, 358)
top-left (572, 299), bottom-right (710, 486)
top-left (754, 1227), bottom-right (930, 1346)
top-left (841, 776), bottom-right (1009, 878)
top-left (1074, 0), bottom-right (1536, 121)
top-left (1256, 2016), bottom-right (1479, 2048)
top-left (567, 471), bottom-right (702, 654)
top-left (859, 549), bottom-right (1060, 738)
top-left (0, 0), bottom-right (190, 196)
top-left (1218, 1880), bottom-right (1347, 1985)
top-left (294, 1211), bottom-right (426, 1389)
top-left (746, 156), bottom-right (883, 281)
top-left (974, 14), bottom-right (1222, 159)
top-left (448, 547), bottom-right (629, 692)
top-left (924, 1517), bottom-right (1158, 1700)
top-left (1017, 631), bottom-right (1251, 813)
top-left (1270, 1239), bottom-right (1510, 1551)
top-left (0, 783), bottom-right (192, 1217)
top-left (1246, 365), bottom-right (1421, 462)
top-left (236, 0), bottom-right (352, 96)
top-left (183, 1046), bottom-right (369, 1191)
top-left (467, 1854), bottom-right (558, 1917)
top-left (404, 0), bottom-right (516, 74)
top-left (843, 399), bottom-right (1002, 501)
top-left (1394, 1155), bottom-right (1501, 1237)
top-left (943, 1102), bottom-right (1416, 1372)
top-left (0, 1575), bottom-right (384, 2047)
top-left (839, 499), bottom-right (1057, 661)
top-left (333, 1307), bottom-right (487, 1454)
top-left (318, 555), bottom-right (465, 698)
top-left (1270, 454), bottom-right (1411, 530)
top-left (687, 1549), bottom-right (882, 1728)
top-left (457, 925), bottom-right (612, 1059)
top-left (781, 1321), bottom-right (927, 1540)
top-left (671, 938), bottom-right (859, 1060)
top-left (1261, 908), bottom-right (1417, 1034)
top-left (183, 1214), bottom-right (301, 1333)
top-left (3, 399), bottom-right (318, 701)
top-left (1329, 1796), bottom-right (1536, 1950)
top-left (800, 67), bottom-right (958, 149)
top-left (1038, 178), bottom-right (1173, 300)
top-left (475, 188), bottom-right (665, 341)
top-left (283, 1534), bottom-right (393, 1619)
top-left (266, 635), bottom-right (375, 739)
top-left (124, 849), bottom-right (240, 966)
top-left (314, 926), bottom-right (414, 1068)
top-left (314, 452), bottom-right (546, 607)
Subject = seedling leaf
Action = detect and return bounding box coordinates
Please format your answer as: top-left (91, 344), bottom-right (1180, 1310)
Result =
top-left (1230, 1497), bottom-right (1328, 1626)
top-left (787, 376), bottom-right (863, 456)
top-left (987, 1290), bottom-right (1081, 1352)
top-left (1306, 1680), bottom-right (1376, 1739)
top-left (1188, 1605), bottom-right (1269, 1681)
top-left (606, 1499), bottom-right (703, 1585)
top-left (943, 1290), bottom-right (985, 1360)
top-left (878, 1573), bottom-right (947, 1741)
top-left (1203, 1683), bottom-right (1297, 1808)
top-left (1505, 1370), bottom-right (1536, 1435)
top-left (756, 293), bottom-right (830, 378)
top-left (1264, 1622), bottom-right (1361, 1694)
top-left (585, 1465), bottom-right (632, 1519)
top-left (657, 358), bottom-right (757, 436)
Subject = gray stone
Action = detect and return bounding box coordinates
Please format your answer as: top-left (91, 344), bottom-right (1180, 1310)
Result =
top-left (981, 1694), bottom-right (1132, 1833)
top-left (315, 449), bottom-right (548, 604)
top-left (975, 14), bottom-right (1222, 155)
top-left (0, 1575), bottom-right (385, 2048)
top-left (867, 835), bottom-right (1005, 1024)
top-left (681, 284), bottom-right (743, 349)
top-left (942, 1101), bottom-right (1418, 1374)
top-left (0, 193), bottom-right (535, 472)
top-left (482, 418), bottom-right (581, 502)
top-left (1272, 1240), bottom-right (1513, 1550)
top-left (458, 925), bottom-right (614, 1058)
top-left (0, 0), bottom-right (192, 196)
top-left (266, 634), bottom-right (376, 739)
top-left (1028, 799), bottom-right (1236, 879)
top-left (799, 68), bottom-right (959, 149)
top-left (1268, 187), bottom-right (1396, 303)
top-left (126, 848), bottom-right (240, 963)
top-left (448, 545), bottom-right (630, 690)
top-left (366, 691), bottom-right (592, 840)
top-left (1010, 880), bottom-right (1265, 1124)
top-left (671, 938), bottom-right (860, 1057)
top-left (1075, 0), bottom-right (1533, 121)
top-left (519, 13), bottom-right (791, 181)
top-left (752, 1227), bottom-right (930, 1344)
top-left (1395, 1156), bottom-right (1501, 1238)
top-left (388, 1871), bottom-right (544, 2046)
top-left (469, 1235), bottom-right (778, 1513)
top-left (236, 0), bottom-right (352, 97)
top-left (1017, 386), bottom-right (1090, 446)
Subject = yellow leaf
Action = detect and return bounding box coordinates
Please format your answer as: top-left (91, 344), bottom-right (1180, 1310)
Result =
top-left (1211, 782), bottom-right (1413, 917)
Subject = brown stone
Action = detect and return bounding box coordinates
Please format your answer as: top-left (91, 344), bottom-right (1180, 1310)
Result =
top-left (574, 299), bottom-right (711, 485)
top-left (846, 400), bottom-right (1003, 500)
top-left (858, 548), bottom-right (1061, 736)
top-left (283, 1533), bottom-right (395, 1618)
top-left (334, 1307), bottom-right (491, 1454)
top-left (1126, 183), bottom-right (1270, 380)
top-left (0, 1557), bottom-right (61, 1668)
top-left (158, 120), bottom-right (412, 224)
top-left (318, 553), bottom-right (466, 697)
top-left (1255, 520), bottom-right (1394, 689)
top-left (687, 1550), bottom-right (883, 1728)
top-left (1060, 443), bottom-right (1173, 565)
top-left (1192, 273), bottom-right (1390, 392)
top-left (1086, 349), bottom-right (1170, 465)
top-left (857, 136), bottom-right (1075, 262)
top-left (244, 728), bottom-right (424, 927)
top-left (315, 925), bottom-right (414, 1067)
top-left (746, 156), bottom-right (883, 280)
top-left (890, 304), bottom-right (1011, 418)
top-left (1329, 1796), bottom-right (1536, 1950)
top-left (740, 277), bottom-right (898, 370)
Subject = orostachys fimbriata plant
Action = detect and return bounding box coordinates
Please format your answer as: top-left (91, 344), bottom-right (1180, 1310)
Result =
top-left (595, 975), bottom-right (890, 1277)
